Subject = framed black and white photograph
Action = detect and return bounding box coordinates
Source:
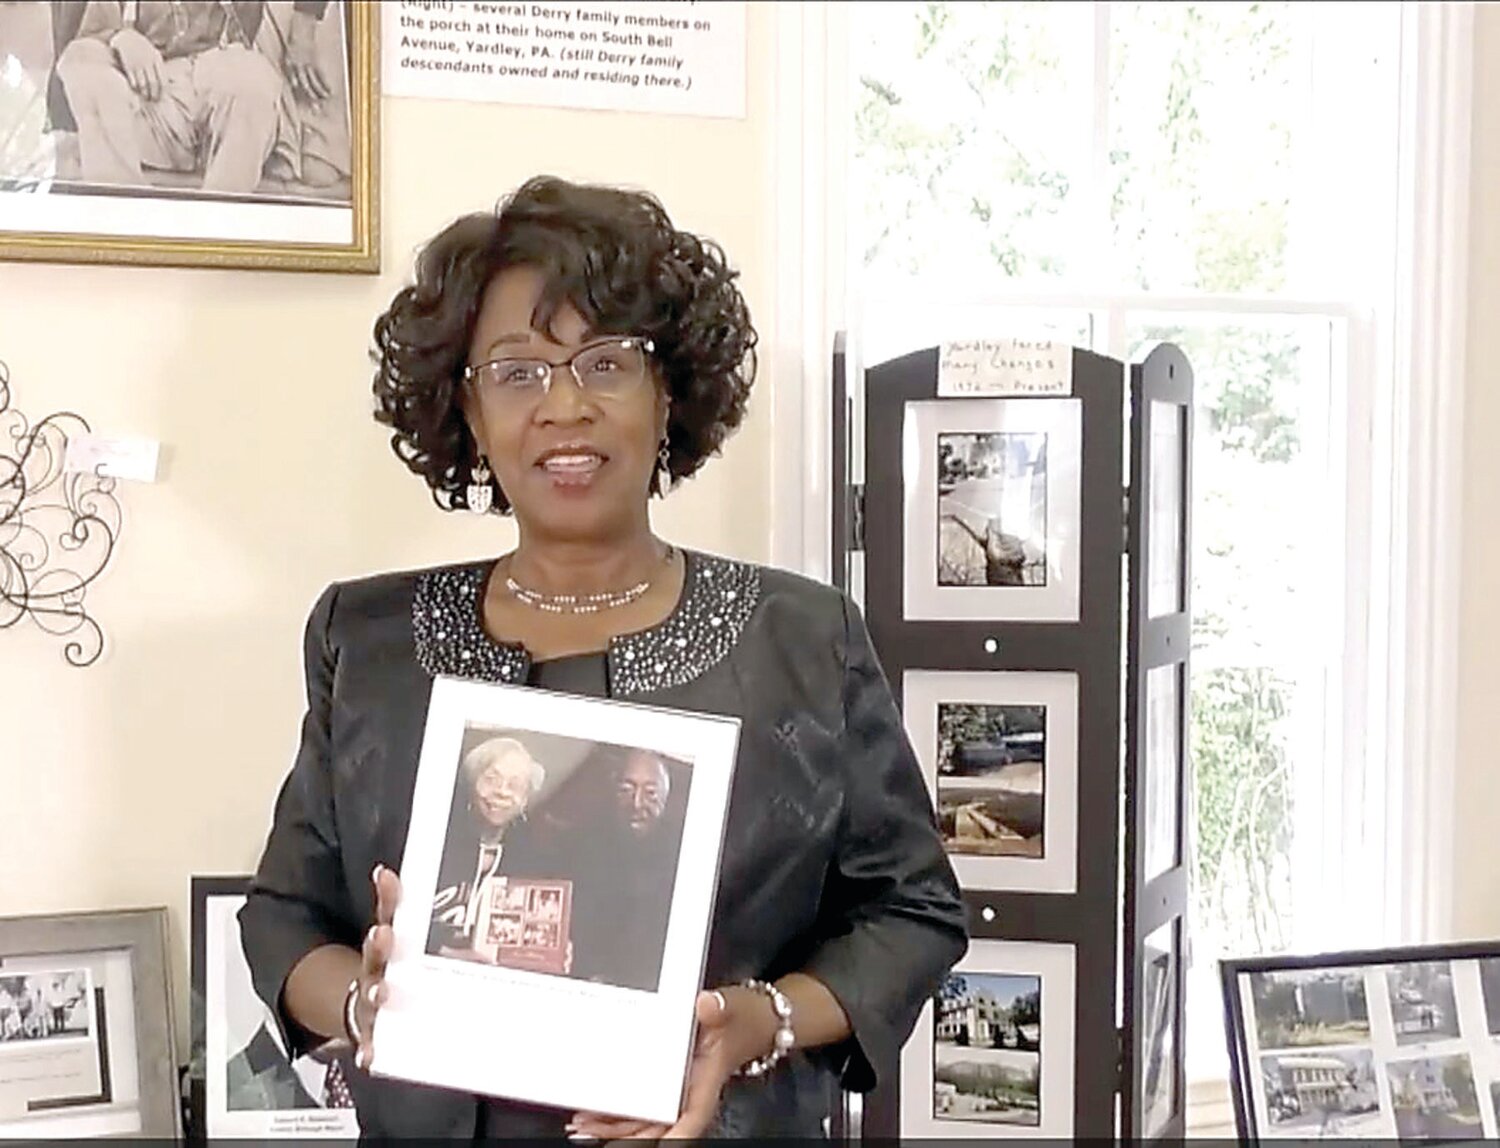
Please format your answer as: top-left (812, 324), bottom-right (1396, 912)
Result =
top-left (902, 397), bottom-right (1083, 622)
top-left (1143, 663), bottom-right (1182, 882)
top-left (903, 669), bottom-right (1080, 894)
top-left (1386, 961), bottom-right (1460, 1046)
top-left (1222, 941), bottom-right (1500, 1142)
top-left (1258, 1048), bottom-right (1382, 1138)
top-left (376, 676), bottom-right (740, 1124)
top-left (1147, 400), bottom-right (1186, 619)
top-left (901, 939), bottom-right (1076, 1139)
top-left (0, 0), bottom-right (378, 271)
top-left (423, 724), bottom-right (693, 993)
top-left (1140, 919), bottom-right (1178, 1138)
top-left (1249, 967), bottom-right (1373, 1050)
top-left (1385, 1053), bottom-right (1483, 1139)
top-left (0, 907), bottom-right (178, 1139)
top-left (190, 876), bottom-right (359, 1139)
top-left (0, 969), bottom-right (94, 1042)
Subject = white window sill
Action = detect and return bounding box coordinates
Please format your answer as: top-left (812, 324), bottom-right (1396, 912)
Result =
top-left (1186, 1076), bottom-right (1237, 1138)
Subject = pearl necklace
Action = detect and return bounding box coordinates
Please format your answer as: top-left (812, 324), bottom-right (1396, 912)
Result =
top-left (504, 548), bottom-right (673, 615)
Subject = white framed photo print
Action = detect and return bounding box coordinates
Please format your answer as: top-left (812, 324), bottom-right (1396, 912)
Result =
top-left (374, 676), bottom-right (740, 1125)
top-left (901, 939), bottom-right (1077, 1139)
top-left (904, 669), bottom-right (1080, 894)
top-left (190, 877), bottom-right (359, 1139)
top-left (903, 397), bottom-right (1083, 622)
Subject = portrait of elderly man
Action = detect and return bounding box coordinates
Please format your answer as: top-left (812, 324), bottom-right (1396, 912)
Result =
top-left (560, 746), bottom-right (689, 993)
top-left (427, 734), bottom-right (551, 960)
top-left (43, 0), bottom-right (349, 197)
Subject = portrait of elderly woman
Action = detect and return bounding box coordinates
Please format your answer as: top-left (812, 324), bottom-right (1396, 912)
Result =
top-left (239, 175), bottom-right (968, 1140)
top-left (425, 732), bottom-right (548, 959)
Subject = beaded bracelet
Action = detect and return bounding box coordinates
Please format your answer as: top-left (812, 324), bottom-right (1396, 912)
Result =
top-left (736, 979), bottom-right (795, 1078)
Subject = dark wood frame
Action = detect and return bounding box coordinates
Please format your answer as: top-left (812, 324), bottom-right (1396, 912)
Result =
top-left (187, 875), bottom-right (252, 1142)
top-left (854, 345), bottom-right (1125, 1139)
top-left (833, 338), bottom-right (1194, 1141)
top-left (1122, 344), bottom-right (1194, 1140)
top-left (1219, 938), bottom-right (1500, 1143)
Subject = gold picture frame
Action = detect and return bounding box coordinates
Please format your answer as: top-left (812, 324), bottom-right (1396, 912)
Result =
top-left (0, 0), bottom-right (379, 273)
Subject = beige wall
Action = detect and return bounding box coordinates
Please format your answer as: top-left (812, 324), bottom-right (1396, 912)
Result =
top-left (0, 7), bottom-right (775, 1039)
top-left (7, 0), bottom-right (1500, 1057)
top-left (1454, 6), bottom-right (1500, 941)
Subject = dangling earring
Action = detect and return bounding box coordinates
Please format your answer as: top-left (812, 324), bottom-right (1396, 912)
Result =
top-left (467, 457), bottom-right (493, 515)
top-left (657, 438), bottom-right (671, 476)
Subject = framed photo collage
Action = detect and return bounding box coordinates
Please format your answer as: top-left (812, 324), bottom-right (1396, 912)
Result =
top-left (831, 335), bottom-right (1195, 1141)
top-left (1223, 942), bottom-right (1500, 1142)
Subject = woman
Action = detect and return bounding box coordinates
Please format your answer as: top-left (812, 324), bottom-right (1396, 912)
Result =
top-left (427, 735), bottom-right (547, 957)
top-left (239, 175), bottom-right (967, 1140)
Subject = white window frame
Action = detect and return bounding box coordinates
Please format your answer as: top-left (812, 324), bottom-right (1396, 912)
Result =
top-left (770, 0), bottom-right (1472, 1086)
top-left (769, 0), bottom-right (852, 583)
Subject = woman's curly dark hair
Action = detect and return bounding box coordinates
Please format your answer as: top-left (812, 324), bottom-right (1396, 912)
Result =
top-left (372, 175), bottom-right (758, 513)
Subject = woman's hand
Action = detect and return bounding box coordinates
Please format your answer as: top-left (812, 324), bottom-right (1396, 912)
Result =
top-left (566, 987), bottom-right (777, 1141)
top-left (351, 865), bottom-right (401, 1068)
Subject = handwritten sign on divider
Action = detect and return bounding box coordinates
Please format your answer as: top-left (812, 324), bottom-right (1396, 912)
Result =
top-left (937, 338), bottom-right (1074, 398)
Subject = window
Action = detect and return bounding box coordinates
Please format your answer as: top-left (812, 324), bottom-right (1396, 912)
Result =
top-left (825, 0), bottom-right (1468, 1091)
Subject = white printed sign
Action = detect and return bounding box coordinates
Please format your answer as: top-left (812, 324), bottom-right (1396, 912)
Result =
top-left (63, 434), bottom-right (161, 482)
top-left (937, 338), bottom-right (1074, 397)
top-left (383, 1), bottom-right (746, 119)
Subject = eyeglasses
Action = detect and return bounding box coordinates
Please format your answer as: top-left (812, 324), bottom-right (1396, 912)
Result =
top-left (462, 335), bottom-right (655, 403)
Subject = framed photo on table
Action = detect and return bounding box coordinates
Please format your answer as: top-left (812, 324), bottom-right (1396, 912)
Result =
top-left (0, 906), bottom-right (179, 1139)
top-left (902, 397), bottom-right (1083, 623)
top-left (189, 876), bottom-right (359, 1139)
top-left (1222, 940), bottom-right (1500, 1142)
top-left (900, 938), bottom-right (1077, 1139)
top-left (903, 668), bottom-right (1079, 894)
top-left (0, 0), bottom-right (379, 272)
top-left (374, 676), bottom-right (741, 1125)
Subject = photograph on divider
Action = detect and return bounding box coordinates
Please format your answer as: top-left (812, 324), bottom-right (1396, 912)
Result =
top-left (901, 939), bottom-right (1076, 1140)
top-left (904, 670), bottom-right (1079, 895)
top-left (902, 398), bottom-right (1083, 623)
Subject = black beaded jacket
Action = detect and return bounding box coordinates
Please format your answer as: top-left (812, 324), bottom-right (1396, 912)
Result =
top-left (239, 548), bottom-right (968, 1139)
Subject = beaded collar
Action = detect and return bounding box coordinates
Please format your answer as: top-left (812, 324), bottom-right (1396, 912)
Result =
top-left (411, 549), bottom-right (761, 696)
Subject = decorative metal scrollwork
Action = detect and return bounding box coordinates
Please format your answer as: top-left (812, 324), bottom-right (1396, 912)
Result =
top-left (0, 359), bottom-right (122, 667)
